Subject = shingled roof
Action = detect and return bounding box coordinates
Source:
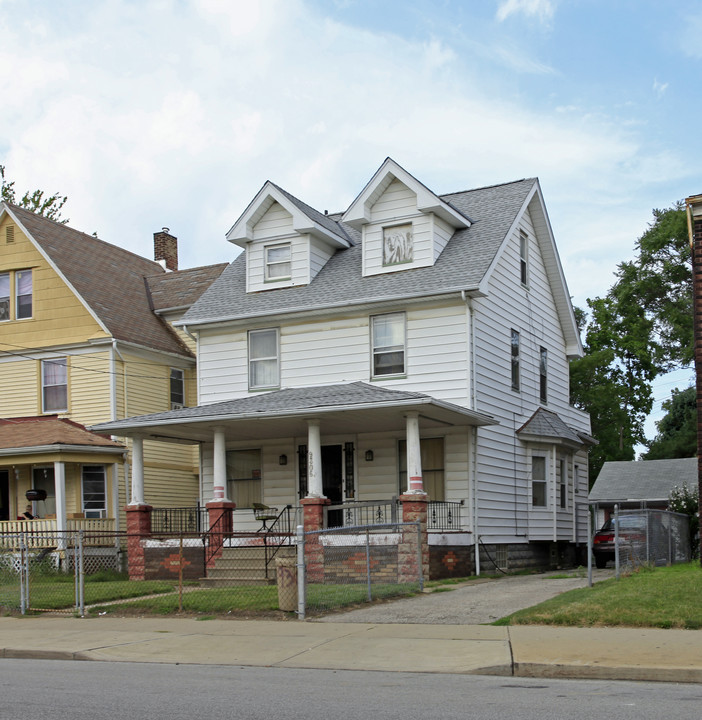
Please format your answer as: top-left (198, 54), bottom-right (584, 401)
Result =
top-left (5, 204), bottom-right (197, 357)
top-left (147, 263), bottom-right (228, 313)
top-left (0, 415), bottom-right (124, 452)
top-left (181, 178), bottom-right (537, 326)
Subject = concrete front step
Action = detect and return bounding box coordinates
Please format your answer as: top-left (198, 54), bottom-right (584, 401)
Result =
top-left (203, 546), bottom-right (296, 586)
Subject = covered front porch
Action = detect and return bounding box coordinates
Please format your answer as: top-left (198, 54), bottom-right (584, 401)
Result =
top-left (0, 416), bottom-right (126, 548)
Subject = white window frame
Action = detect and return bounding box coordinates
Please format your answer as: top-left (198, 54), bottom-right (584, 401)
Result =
top-left (248, 328), bottom-right (280, 390)
top-left (0, 272), bottom-right (9, 322)
top-left (81, 465), bottom-right (107, 518)
top-left (265, 243), bottom-right (292, 281)
top-left (382, 223), bottom-right (414, 266)
top-left (531, 454), bottom-right (548, 508)
top-left (370, 312), bottom-right (406, 378)
top-left (15, 269), bottom-right (32, 319)
top-left (170, 368), bottom-right (185, 409)
top-left (42, 357), bottom-right (68, 413)
top-left (558, 457), bottom-right (567, 509)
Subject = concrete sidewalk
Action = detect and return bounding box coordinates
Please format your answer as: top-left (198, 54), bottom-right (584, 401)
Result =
top-left (1, 616), bottom-right (700, 683)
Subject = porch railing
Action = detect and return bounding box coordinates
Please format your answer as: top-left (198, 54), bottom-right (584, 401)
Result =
top-left (327, 499), bottom-right (464, 531)
top-left (428, 501), bottom-right (463, 531)
top-left (151, 505), bottom-right (207, 534)
top-left (0, 518), bottom-right (116, 549)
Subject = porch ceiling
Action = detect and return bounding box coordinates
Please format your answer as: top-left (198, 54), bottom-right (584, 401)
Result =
top-left (90, 382), bottom-right (497, 444)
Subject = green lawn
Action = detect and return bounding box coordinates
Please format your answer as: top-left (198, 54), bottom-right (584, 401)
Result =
top-left (495, 563), bottom-right (702, 629)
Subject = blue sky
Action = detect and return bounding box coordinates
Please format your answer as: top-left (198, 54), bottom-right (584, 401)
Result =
top-left (0, 0), bottom-right (699, 440)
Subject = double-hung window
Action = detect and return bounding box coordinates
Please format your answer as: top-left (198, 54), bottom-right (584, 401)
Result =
top-left (532, 455), bottom-right (547, 507)
top-left (265, 244), bottom-right (291, 281)
top-left (42, 357), bottom-right (68, 412)
top-left (82, 465), bottom-right (106, 518)
top-left (0, 273), bottom-right (9, 321)
top-left (511, 329), bottom-right (520, 392)
top-left (16, 269), bottom-right (32, 319)
top-left (248, 328), bottom-right (279, 389)
top-left (558, 458), bottom-right (567, 509)
top-left (0, 269), bottom-right (32, 320)
top-left (371, 312), bottom-right (406, 377)
top-left (170, 368), bottom-right (185, 409)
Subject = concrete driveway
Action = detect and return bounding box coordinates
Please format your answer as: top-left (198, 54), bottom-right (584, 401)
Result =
top-left (318, 568), bottom-right (615, 624)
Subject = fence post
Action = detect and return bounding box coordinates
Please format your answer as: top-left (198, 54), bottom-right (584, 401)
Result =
top-left (399, 493), bottom-right (429, 583)
top-left (614, 504), bottom-right (620, 579)
top-left (78, 530), bottom-right (85, 617)
top-left (19, 534), bottom-right (27, 615)
top-left (365, 527), bottom-right (372, 602)
top-left (296, 525), bottom-right (306, 621)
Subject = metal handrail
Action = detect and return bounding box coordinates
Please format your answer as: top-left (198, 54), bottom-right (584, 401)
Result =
top-left (263, 505), bottom-right (295, 579)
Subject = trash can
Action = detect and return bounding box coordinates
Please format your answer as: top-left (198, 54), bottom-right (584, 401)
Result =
top-left (276, 556), bottom-right (297, 612)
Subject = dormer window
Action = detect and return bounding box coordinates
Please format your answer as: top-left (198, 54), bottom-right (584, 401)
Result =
top-left (265, 244), bottom-right (291, 281)
top-left (383, 224), bottom-right (413, 266)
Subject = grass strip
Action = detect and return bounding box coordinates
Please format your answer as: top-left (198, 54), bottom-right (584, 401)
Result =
top-left (495, 562), bottom-right (702, 629)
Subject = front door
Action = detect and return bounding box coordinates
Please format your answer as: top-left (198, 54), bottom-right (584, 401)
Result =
top-left (0, 470), bottom-right (9, 521)
top-left (322, 445), bottom-right (343, 527)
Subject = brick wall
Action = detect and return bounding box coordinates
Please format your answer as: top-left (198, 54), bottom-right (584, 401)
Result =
top-left (323, 546), bottom-right (398, 584)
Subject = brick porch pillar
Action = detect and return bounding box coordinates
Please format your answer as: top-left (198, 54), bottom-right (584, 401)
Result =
top-left (399, 493), bottom-right (429, 583)
top-left (205, 500), bottom-right (235, 569)
top-left (125, 504), bottom-right (152, 581)
top-left (301, 497), bottom-right (330, 582)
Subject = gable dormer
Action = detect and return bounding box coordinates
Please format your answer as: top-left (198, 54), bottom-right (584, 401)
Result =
top-left (226, 182), bottom-right (351, 293)
top-left (342, 158), bottom-right (471, 277)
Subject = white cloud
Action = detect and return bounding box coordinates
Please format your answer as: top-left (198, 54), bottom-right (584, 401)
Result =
top-left (495, 0), bottom-right (556, 24)
top-left (653, 78), bottom-right (669, 98)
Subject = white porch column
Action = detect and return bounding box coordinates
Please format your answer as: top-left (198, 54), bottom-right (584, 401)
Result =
top-left (307, 419), bottom-right (324, 498)
top-left (405, 412), bottom-right (424, 494)
top-left (53, 461), bottom-right (66, 537)
top-left (212, 426), bottom-right (229, 501)
top-left (129, 434), bottom-right (145, 505)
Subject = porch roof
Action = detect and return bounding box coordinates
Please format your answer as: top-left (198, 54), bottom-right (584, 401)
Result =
top-left (0, 416), bottom-right (126, 460)
top-left (90, 381), bottom-right (497, 443)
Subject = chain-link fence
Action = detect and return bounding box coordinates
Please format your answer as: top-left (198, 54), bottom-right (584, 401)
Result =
top-left (0, 522), bottom-right (424, 619)
top-left (593, 508), bottom-right (691, 571)
top-left (299, 522), bottom-right (423, 618)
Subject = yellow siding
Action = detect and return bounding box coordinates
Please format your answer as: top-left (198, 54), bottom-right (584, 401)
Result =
top-left (68, 350), bottom-right (113, 424)
top-left (0, 214), bottom-right (108, 349)
top-left (0, 357), bottom-right (38, 416)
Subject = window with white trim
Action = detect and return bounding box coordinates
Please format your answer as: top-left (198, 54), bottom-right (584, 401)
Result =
top-left (248, 328), bottom-right (279, 389)
top-left (82, 465), bottom-right (106, 518)
top-left (16, 269), bottom-right (32, 319)
top-left (558, 458), bottom-right (566, 509)
top-left (170, 368), bottom-right (185, 409)
top-left (371, 312), bottom-right (406, 377)
top-left (0, 269), bottom-right (32, 321)
top-left (226, 449), bottom-right (262, 508)
top-left (532, 455), bottom-right (547, 507)
top-left (42, 357), bottom-right (68, 412)
top-left (265, 244), bottom-right (291, 281)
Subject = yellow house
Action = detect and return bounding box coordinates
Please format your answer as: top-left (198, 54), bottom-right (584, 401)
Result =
top-left (0, 201), bottom-right (226, 537)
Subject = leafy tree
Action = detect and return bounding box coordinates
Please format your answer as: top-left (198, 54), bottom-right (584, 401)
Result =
top-left (0, 164), bottom-right (68, 223)
top-left (612, 202), bottom-right (692, 370)
top-left (571, 295), bottom-right (656, 483)
top-left (570, 202), bottom-right (693, 484)
top-left (644, 386), bottom-right (697, 460)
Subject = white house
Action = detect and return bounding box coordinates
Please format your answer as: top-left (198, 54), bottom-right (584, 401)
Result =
top-left (93, 158), bottom-right (594, 573)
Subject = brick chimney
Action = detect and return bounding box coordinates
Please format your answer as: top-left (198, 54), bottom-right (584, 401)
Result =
top-left (154, 227), bottom-right (178, 271)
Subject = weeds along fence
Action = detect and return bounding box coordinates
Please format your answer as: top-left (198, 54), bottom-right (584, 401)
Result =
top-left (0, 522), bottom-right (424, 618)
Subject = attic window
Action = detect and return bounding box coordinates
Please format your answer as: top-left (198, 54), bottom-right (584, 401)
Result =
top-left (383, 224), bottom-right (413, 266)
top-left (519, 231), bottom-right (528, 286)
top-left (265, 244), bottom-right (291, 281)
top-left (6, 225), bottom-right (14, 243)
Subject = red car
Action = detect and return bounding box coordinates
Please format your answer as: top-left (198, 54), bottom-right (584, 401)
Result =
top-left (592, 514), bottom-right (649, 568)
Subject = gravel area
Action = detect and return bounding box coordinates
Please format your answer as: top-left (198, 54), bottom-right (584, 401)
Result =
top-left (318, 568), bottom-right (615, 624)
